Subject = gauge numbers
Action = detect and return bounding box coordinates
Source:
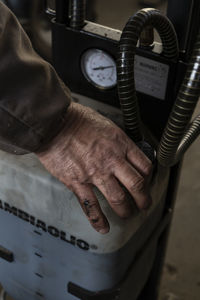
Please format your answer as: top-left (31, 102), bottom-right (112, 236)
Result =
top-left (81, 49), bottom-right (117, 90)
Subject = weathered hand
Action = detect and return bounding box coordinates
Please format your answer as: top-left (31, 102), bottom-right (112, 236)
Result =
top-left (36, 102), bottom-right (152, 234)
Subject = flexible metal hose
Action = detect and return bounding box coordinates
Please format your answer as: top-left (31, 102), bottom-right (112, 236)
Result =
top-left (117, 8), bottom-right (179, 142)
top-left (158, 30), bottom-right (200, 167)
top-left (175, 114), bottom-right (200, 162)
top-left (70, 0), bottom-right (86, 29)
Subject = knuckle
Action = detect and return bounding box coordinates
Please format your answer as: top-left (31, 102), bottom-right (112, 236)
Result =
top-left (110, 194), bottom-right (126, 206)
top-left (81, 199), bottom-right (97, 208)
top-left (93, 176), bottom-right (107, 187)
top-left (88, 216), bottom-right (109, 233)
top-left (88, 215), bottom-right (102, 225)
top-left (113, 157), bottom-right (126, 168)
top-left (88, 214), bottom-right (99, 223)
top-left (130, 177), bottom-right (145, 193)
top-left (143, 162), bottom-right (153, 176)
top-left (82, 200), bottom-right (99, 219)
top-left (87, 166), bottom-right (97, 178)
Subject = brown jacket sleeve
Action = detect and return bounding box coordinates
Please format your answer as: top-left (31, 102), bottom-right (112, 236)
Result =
top-left (0, 2), bottom-right (71, 154)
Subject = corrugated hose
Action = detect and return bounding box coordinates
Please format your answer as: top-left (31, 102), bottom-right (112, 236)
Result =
top-left (158, 29), bottom-right (200, 166)
top-left (117, 8), bottom-right (179, 143)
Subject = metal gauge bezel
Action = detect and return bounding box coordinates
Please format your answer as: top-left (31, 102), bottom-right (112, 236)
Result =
top-left (81, 48), bottom-right (117, 90)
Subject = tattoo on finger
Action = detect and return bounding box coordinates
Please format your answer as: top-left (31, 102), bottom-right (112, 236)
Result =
top-left (83, 199), bottom-right (91, 217)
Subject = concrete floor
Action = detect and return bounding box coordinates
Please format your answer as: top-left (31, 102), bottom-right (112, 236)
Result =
top-left (1, 1), bottom-right (200, 300)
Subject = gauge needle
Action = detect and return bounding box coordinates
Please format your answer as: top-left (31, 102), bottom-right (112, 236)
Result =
top-left (93, 66), bottom-right (114, 71)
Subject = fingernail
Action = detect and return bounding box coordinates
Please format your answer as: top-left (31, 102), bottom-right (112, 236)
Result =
top-left (99, 228), bottom-right (109, 234)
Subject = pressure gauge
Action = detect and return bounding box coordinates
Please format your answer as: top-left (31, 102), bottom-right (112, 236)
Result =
top-left (81, 49), bottom-right (117, 89)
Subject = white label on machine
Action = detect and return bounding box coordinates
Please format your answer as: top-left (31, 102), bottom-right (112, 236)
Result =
top-left (134, 55), bottom-right (169, 100)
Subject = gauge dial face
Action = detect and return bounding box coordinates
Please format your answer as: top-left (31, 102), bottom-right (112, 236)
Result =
top-left (81, 49), bottom-right (117, 89)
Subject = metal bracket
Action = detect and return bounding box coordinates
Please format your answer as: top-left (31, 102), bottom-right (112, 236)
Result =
top-left (68, 282), bottom-right (120, 300)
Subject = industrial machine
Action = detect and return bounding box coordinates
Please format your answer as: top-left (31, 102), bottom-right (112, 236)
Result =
top-left (0, 0), bottom-right (200, 299)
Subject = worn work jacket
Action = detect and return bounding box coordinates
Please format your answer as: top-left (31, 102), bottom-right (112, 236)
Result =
top-left (0, 2), bottom-right (71, 155)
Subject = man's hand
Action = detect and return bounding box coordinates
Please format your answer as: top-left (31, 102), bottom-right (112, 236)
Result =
top-left (36, 102), bottom-right (152, 234)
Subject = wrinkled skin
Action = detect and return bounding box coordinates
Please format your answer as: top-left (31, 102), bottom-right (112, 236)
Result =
top-left (36, 102), bottom-right (153, 234)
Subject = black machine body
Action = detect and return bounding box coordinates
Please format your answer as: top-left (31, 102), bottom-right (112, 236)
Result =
top-left (52, 16), bottom-right (184, 139)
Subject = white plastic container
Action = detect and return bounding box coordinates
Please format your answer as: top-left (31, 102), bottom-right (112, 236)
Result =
top-left (0, 94), bottom-right (170, 300)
